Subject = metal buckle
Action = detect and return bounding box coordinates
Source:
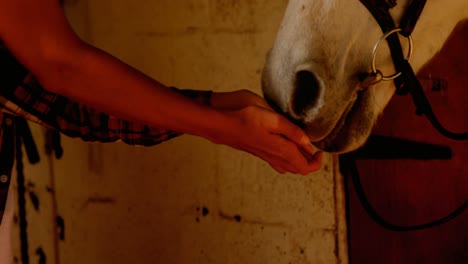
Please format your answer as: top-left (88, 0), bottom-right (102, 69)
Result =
top-left (371, 28), bottom-right (413, 81)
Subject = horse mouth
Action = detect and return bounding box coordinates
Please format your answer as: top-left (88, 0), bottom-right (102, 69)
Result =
top-left (311, 93), bottom-right (361, 153)
top-left (264, 85), bottom-right (366, 154)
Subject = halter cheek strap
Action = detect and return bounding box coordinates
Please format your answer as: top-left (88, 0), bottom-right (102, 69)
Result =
top-left (398, 0), bottom-right (427, 37)
top-left (358, 0), bottom-right (426, 36)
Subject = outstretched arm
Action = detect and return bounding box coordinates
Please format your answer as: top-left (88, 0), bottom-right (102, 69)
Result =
top-left (0, 0), bottom-right (321, 174)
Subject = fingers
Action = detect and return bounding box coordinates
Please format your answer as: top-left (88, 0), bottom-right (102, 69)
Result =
top-left (210, 90), bottom-right (273, 111)
top-left (271, 116), bottom-right (314, 155)
top-left (274, 137), bottom-right (322, 175)
top-left (242, 113), bottom-right (322, 175)
top-left (270, 150), bottom-right (322, 175)
top-left (218, 102), bottom-right (322, 175)
top-left (303, 150), bottom-right (323, 172)
top-left (236, 89), bottom-right (272, 109)
top-left (272, 166), bottom-right (287, 174)
top-left (299, 147), bottom-right (323, 164)
top-left (256, 136), bottom-right (323, 175)
top-left (244, 147), bottom-right (296, 174)
top-left (251, 96), bottom-right (274, 111)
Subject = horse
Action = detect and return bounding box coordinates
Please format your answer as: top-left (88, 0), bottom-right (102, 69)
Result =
top-left (262, 0), bottom-right (468, 153)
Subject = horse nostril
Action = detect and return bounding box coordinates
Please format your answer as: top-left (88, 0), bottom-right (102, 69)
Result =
top-left (290, 70), bottom-right (321, 117)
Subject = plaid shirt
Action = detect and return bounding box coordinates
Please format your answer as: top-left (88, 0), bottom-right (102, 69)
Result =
top-left (0, 46), bottom-right (212, 223)
top-left (0, 73), bottom-right (212, 145)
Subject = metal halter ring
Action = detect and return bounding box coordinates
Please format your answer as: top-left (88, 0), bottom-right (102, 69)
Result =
top-left (371, 28), bottom-right (413, 81)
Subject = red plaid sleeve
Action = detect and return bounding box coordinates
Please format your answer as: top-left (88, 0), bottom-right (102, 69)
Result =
top-left (1, 73), bottom-right (212, 146)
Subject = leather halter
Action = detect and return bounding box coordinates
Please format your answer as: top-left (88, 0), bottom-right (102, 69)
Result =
top-left (360, 0), bottom-right (468, 140)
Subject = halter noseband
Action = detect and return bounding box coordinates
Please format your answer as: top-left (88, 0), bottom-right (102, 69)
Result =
top-left (360, 0), bottom-right (468, 140)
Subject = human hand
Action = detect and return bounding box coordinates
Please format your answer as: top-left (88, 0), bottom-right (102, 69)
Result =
top-left (209, 90), bottom-right (322, 175)
top-left (210, 89), bottom-right (272, 110)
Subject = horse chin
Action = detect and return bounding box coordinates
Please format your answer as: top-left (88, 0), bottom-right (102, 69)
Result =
top-left (264, 85), bottom-right (374, 154)
top-left (306, 94), bottom-right (372, 154)
top-left (311, 124), bottom-right (368, 154)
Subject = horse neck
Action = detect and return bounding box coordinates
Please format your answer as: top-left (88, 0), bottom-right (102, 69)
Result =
top-left (409, 0), bottom-right (468, 72)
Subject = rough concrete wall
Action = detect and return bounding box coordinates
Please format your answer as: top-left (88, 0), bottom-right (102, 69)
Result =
top-left (12, 0), bottom-right (348, 263)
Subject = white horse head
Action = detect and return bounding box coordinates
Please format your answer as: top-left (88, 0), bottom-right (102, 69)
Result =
top-left (262, 0), bottom-right (468, 153)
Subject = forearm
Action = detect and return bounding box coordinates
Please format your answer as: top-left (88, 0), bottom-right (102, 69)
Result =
top-left (36, 43), bottom-right (231, 142)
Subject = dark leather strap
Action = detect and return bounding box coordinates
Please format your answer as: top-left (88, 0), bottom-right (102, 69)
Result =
top-left (0, 114), bottom-right (16, 225)
top-left (0, 115), bottom-right (41, 224)
top-left (399, 0), bottom-right (427, 37)
top-left (359, 0), bottom-right (426, 35)
top-left (16, 118), bottom-right (40, 164)
top-left (359, 0), bottom-right (407, 92)
top-left (359, 0), bottom-right (396, 32)
top-left (398, 60), bottom-right (468, 140)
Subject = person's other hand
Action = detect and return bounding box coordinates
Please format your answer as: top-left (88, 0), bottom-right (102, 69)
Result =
top-left (209, 90), bottom-right (322, 175)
